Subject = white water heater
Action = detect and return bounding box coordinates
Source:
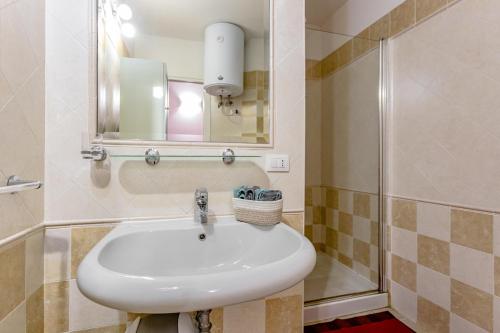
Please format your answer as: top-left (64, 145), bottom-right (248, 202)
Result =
top-left (203, 22), bottom-right (244, 97)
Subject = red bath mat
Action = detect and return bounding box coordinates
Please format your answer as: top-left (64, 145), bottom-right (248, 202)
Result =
top-left (304, 311), bottom-right (414, 333)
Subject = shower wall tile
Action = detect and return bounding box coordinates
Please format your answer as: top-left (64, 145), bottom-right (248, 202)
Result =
top-left (417, 296), bottom-right (450, 333)
top-left (387, 197), bottom-right (500, 332)
top-left (389, 0), bottom-right (500, 211)
top-left (416, 0), bottom-right (447, 22)
top-left (417, 235), bottom-right (449, 275)
top-left (389, 0), bottom-right (416, 37)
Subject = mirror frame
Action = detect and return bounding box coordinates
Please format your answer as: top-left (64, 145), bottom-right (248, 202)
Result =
top-left (88, 0), bottom-right (275, 148)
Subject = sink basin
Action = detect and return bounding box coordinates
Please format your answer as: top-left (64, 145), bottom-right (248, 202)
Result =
top-left (77, 216), bottom-right (316, 313)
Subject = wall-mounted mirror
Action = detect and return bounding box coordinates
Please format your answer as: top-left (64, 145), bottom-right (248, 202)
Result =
top-left (96, 0), bottom-right (271, 144)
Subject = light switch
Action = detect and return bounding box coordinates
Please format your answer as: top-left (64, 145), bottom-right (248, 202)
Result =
top-left (265, 154), bottom-right (290, 172)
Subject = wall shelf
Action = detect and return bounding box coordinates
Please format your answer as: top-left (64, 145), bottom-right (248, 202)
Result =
top-left (104, 148), bottom-right (261, 166)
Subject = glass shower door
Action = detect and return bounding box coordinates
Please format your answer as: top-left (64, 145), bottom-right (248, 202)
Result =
top-left (304, 28), bottom-right (383, 303)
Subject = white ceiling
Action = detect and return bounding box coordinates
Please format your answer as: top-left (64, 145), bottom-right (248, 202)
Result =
top-left (305, 0), bottom-right (348, 28)
top-left (121, 0), bottom-right (269, 41)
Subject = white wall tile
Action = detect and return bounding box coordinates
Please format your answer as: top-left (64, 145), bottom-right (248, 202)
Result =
top-left (44, 227), bottom-right (70, 283)
top-left (391, 226), bottom-right (417, 262)
top-left (338, 233), bottom-right (353, 257)
top-left (390, 281), bottom-right (417, 324)
top-left (451, 314), bottom-right (489, 333)
top-left (450, 243), bottom-right (493, 294)
top-left (338, 190), bottom-right (353, 214)
top-left (353, 216), bottom-right (371, 243)
top-left (417, 265), bottom-right (450, 311)
top-left (417, 201), bottom-right (450, 242)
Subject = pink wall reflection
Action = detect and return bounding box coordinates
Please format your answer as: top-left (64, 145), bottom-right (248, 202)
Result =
top-left (167, 81), bottom-right (204, 141)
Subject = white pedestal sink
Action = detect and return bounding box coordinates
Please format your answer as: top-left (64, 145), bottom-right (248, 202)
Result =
top-left (77, 216), bottom-right (316, 314)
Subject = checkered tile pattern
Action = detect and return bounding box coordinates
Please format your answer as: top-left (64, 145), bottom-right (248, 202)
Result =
top-left (306, 186), bottom-right (379, 284)
top-left (387, 197), bottom-right (500, 332)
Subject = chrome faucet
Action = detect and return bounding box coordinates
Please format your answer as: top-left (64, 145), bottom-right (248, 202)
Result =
top-left (195, 188), bottom-right (208, 224)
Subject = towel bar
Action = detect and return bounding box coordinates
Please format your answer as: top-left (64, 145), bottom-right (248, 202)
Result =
top-left (0, 175), bottom-right (43, 195)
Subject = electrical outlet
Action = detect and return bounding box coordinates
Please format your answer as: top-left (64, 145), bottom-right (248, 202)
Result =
top-left (265, 154), bottom-right (290, 172)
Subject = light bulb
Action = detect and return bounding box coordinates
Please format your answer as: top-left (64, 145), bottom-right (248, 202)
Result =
top-left (121, 23), bottom-right (135, 38)
top-left (178, 92), bottom-right (202, 118)
top-left (153, 86), bottom-right (163, 99)
top-left (117, 4), bottom-right (133, 20)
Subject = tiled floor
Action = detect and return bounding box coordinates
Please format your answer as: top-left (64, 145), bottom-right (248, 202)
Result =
top-left (305, 252), bottom-right (377, 302)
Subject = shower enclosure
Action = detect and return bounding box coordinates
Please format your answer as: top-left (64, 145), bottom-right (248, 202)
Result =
top-left (304, 25), bottom-right (387, 314)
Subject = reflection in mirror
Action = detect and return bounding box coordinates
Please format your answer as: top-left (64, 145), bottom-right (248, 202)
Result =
top-left (96, 0), bottom-right (271, 144)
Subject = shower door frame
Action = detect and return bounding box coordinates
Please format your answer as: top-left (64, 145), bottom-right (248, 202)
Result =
top-left (304, 38), bottom-right (389, 314)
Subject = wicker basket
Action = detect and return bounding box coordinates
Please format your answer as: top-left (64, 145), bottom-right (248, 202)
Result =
top-left (232, 198), bottom-right (283, 225)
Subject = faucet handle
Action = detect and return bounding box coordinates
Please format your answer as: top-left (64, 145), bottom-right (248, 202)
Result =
top-left (195, 187), bottom-right (208, 203)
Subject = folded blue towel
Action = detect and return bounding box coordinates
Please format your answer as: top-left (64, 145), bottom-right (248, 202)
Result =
top-left (233, 186), bottom-right (261, 200)
top-left (234, 186), bottom-right (282, 201)
top-left (256, 189), bottom-right (282, 201)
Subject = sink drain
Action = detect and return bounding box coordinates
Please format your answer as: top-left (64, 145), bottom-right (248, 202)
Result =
top-left (198, 233), bottom-right (206, 241)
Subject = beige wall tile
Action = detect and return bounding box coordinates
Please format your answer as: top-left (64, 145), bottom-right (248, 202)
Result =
top-left (210, 308), bottom-right (223, 333)
top-left (282, 213), bottom-right (303, 234)
top-left (337, 40), bottom-right (353, 68)
top-left (418, 235), bottom-right (450, 275)
top-left (69, 280), bottom-right (126, 331)
top-left (26, 286), bottom-right (43, 333)
top-left (417, 265), bottom-right (450, 311)
top-left (338, 253), bottom-right (353, 268)
top-left (451, 279), bottom-right (493, 332)
top-left (495, 256), bottom-right (500, 297)
top-left (305, 187), bottom-right (312, 207)
top-left (0, 241), bottom-right (25, 322)
top-left (494, 297), bottom-right (500, 333)
top-left (325, 188), bottom-right (338, 209)
top-left (339, 212), bottom-right (353, 235)
top-left (265, 295), bottom-right (302, 333)
top-left (392, 254), bottom-right (417, 292)
top-left (353, 193), bottom-right (371, 219)
top-left (369, 14), bottom-right (390, 41)
top-left (353, 239), bottom-right (370, 267)
top-left (451, 243), bottom-right (493, 294)
top-left (312, 206), bottom-right (322, 225)
top-left (390, 0), bottom-right (416, 37)
top-left (325, 227), bottom-right (337, 249)
top-left (392, 199), bottom-right (416, 232)
top-left (494, 215), bottom-right (500, 257)
top-left (223, 300), bottom-right (265, 333)
top-left (44, 281), bottom-right (69, 333)
top-left (353, 34), bottom-right (371, 60)
top-left (0, 302), bottom-right (25, 333)
top-left (370, 221), bottom-right (379, 246)
top-left (451, 209), bottom-right (493, 253)
top-left (416, 0), bottom-right (447, 22)
top-left (417, 296), bottom-right (450, 333)
top-left (26, 231), bottom-right (44, 297)
top-left (72, 325), bottom-right (127, 333)
top-left (71, 226), bottom-right (113, 278)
